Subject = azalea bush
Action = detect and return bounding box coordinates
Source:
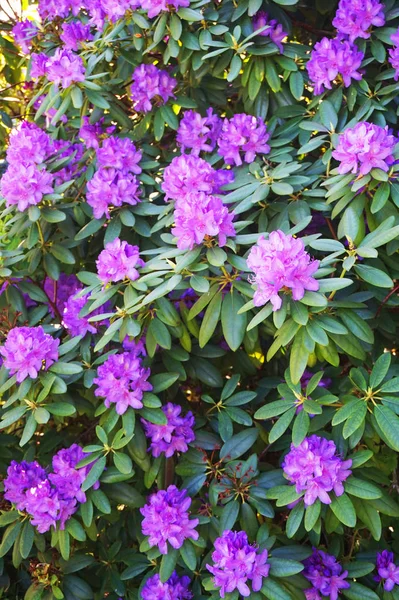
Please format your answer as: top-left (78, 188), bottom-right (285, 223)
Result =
top-left (1, 0), bottom-right (399, 598)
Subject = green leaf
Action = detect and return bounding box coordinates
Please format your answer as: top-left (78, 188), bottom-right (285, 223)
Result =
top-left (221, 291), bottom-right (247, 351)
top-left (374, 405), bottom-right (399, 451)
top-left (0, 521), bottom-right (22, 557)
top-left (261, 577), bottom-right (292, 600)
top-left (371, 182), bottom-right (390, 213)
top-left (319, 100), bottom-right (338, 130)
top-left (150, 372), bottom-right (179, 393)
top-left (160, 547), bottom-right (178, 582)
top-left (219, 500), bottom-right (240, 534)
top-left (330, 493), bottom-right (356, 527)
top-left (180, 541), bottom-right (197, 570)
top-left (199, 292), bottom-right (222, 348)
top-left (290, 329), bottom-right (310, 384)
top-left (342, 582), bottom-right (380, 600)
top-left (269, 407), bottom-right (296, 444)
top-left (113, 452), bottom-right (133, 475)
top-left (345, 477), bottom-right (382, 500)
top-left (268, 558), bottom-right (304, 577)
top-left (286, 502), bottom-right (304, 538)
top-left (352, 498), bottom-right (381, 540)
top-left (304, 500), bottom-right (321, 532)
top-left (58, 529), bottom-right (70, 560)
top-left (370, 353), bottom-right (391, 389)
top-left (81, 456), bottom-right (106, 492)
top-left (255, 399), bottom-right (294, 420)
top-left (220, 429), bottom-right (259, 460)
top-left (354, 265), bottom-right (393, 288)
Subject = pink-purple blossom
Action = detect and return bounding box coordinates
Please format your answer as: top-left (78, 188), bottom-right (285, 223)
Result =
top-left (176, 108), bottom-right (222, 155)
top-left (0, 326), bottom-right (59, 383)
top-left (139, 0), bottom-right (190, 19)
top-left (303, 549), bottom-right (350, 600)
top-left (282, 435), bottom-right (352, 506)
top-left (12, 20), bottom-right (39, 54)
top-left (130, 64), bottom-right (176, 113)
top-left (375, 551), bottom-right (399, 592)
top-left (140, 485), bottom-right (199, 554)
top-left (141, 572), bottom-right (193, 600)
top-left (44, 274), bottom-right (82, 315)
top-left (62, 293), bottom-right (109, 337)
top-left (252, 11), bottom-right (287, 52)
top-left (332, 0), bottom-right (385, 42)
top-left (1, 163), bottom-right (53, 211)
top-left (142, 402), bottom-right (195, 457)
top-left (96, 238), bottom-right (144, 285)
top-left (46, 48), bottom-right (86, 88)
top-left (86, 167), bottom-right (141, 219)
top-left (96, 136), bottom-right (142, 174)
top-left (206, 530), bottom-right (270, 598)
top-left (30, 52), bottom-right (49, 79)
top-left (60, 21), bottom-right (93, 50)
top-left (332, 122), bottom-right (396, 175)
top-left (217, 114), bottom-right (270, 166)
top-left (247, 230), bottom-right (319, 311)
top-left (94, 351), bottom-right (152, 414)
top-left (307, 37), bottom-right (364, 96)
top-left (6, 121), bottom-right (53, 166)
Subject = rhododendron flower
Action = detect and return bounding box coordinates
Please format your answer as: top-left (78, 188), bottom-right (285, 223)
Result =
top-left (142, 402), bottom-right (195, 457)
top-left (332, 122), bottom-right (396, 175)
top-left (141, 572), bottom-right (193, 600)
top-left (217, 114), bottom-right (270, 166)
top-left (303, 549), bottom-right (350, 600)
top-left (62, 293), bottom-right (109, 337)
top-left (140, 0), bottom-right (190, 19)
top-left (206, 530), bottom-right (270, 598)
top-left (46, 48), bottom-right (86, 88)
top-left (333, 0), bottom-right (385, 42)
top-left (86, 168), bottom-right (141, 218)
top-left (60, 21), bottom-right (93, 50)
top-left (252, 11), bottom-right (287, 52)
top-left (6, 121), bottom-right (53, 166)
top-left (131, 64), bottom-right (176, 112)
top-left (44, 274), bottom-right (82, 315)
top-left (141, 485), bottom-right (199, 554)
top-left (96, 238), bottom-right (144, 284)
top-left (96, 136), bottom-right (142, 173)
top-left (307, 38), bottom-right (364, 95)
top-left (282, 435), bottom-right (352, 506)
top-left (177, 108), bottom-right (222, 155)
top-left (30, 52), bottom-right (49, 79)
top-left (12, 20), bottom-right (39, 54)
top-left (247, 230), bottom-right (319, 310)
top-left (375, 551), bottom-right (399, 592)
top-left (94, 351), bottom-right (152, 414)
top-left (0, 326), bottom-right (59, 382)
top-left (1, 164), bottom-right (53, 211)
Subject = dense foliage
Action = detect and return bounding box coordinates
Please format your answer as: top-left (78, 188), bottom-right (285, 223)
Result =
top-left (1, 0), bottom-right (399, 599)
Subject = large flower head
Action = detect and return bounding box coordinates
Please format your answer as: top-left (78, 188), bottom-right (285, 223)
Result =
top-left (0, 326), bottom-right (59, 383)
top-left (247, 230), bottom-right (319, 311)
top-left (1, 163), bottom-right (54, 212)
top-left (375, 551), bottom-right (399, 592)
top-left (6, 121), bottom-right (53, 165)
top-left (4, 461), bottom-right (47, 510)
top-left (177, 108), bottom-right (222, 155)
top-left (252, 11), bottom-right (287, 52)
top-left (44, 273), bottom-right (82, 315)
top-left (94, 351), bottom-right (152, 414)
top-left (217, 114), bottom-right (270, 166)
top-left (86, 167), bottom-right (141, 218)
top-left (332, 122), bottom-right (396, 175)
top-left (131, 64), bottom-right (176, 113)
top-left (142, 402), bottom-right (195, 458)
top-left (140, 485), bottom-right (199, 554)
top-left (12, 20), bottom-right (39, 54)
top-left (60, 21), bottom-right (93, 50)
top-left (333, 0), bottom-right (385, 42)
top-left (62, 293), bottom-right (109, 337)
top-left (206, 530), bottom-right (270, 598)
top-left (282, 435), bottom-right (352, 506)
top-left (46, 48), bottom-right (85, 88)
top-left (141, 572), bottom-right (193, 600)
top-left (303, 549), bottom-right (350, 600)
top-left (96, 136), bottom-right (142, 174)
top-left (96, 238), bottom-right (144, 285)
top-left (307, 37), bottom-right (364, 95)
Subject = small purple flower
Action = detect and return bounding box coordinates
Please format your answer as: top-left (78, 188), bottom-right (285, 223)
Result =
top-left (375, 550), bottom-right (399, 592)
top-left (332, 122), bottom-right (396, 175)
top-left (62, 293), bottom-right (109, 337)
top-left (217, 114), bottom-right (270, 166)
top-left (252, 11), bottom-right (287, 52)
top-left (206, 530), bottom-right (270, 598)
top-left (46, 48), bottom-right (85, 88)
top-left (140, 485), bottom-right (199, 554)
top-left (96, 136), bottom-right (142, 174)
top-left (0, 326), bottom-right (59, 383)
top-left (12, 20), bottom-right (39, 54)
top-left (307, 37), bottom-right (364, 95)
top-left (94, 351), bottom-right (152, 414)
top-left (141, 572), bottom-right (193, 600)
top-left (142, 402), bottom-right (195, 458)
top-left (247, 230), bottom-right (319, 311)
top-left (282, 435), bottom-right (352, 506)
top-left (60, 21), bottom-right (93, 50)
top-left (140, 0), bottom-right (190, 19)
top-left (4, 461), bottom-right (47, 509)
top-left (96, 238), bottom-right (144, 285)
top-left (333, 0), bottom-right (385, 42)
top-left (177, 108), bottom-right (222, 155)
top-left (30, 52), bottom-right (49, 79)
top-left (44, 273), bottom-right (82, 315)
top-left (79, 116), bottom-right (113, 149)
top-left (122, 336), bottom-right (146, 356)
top-left (130, 64), bottom-right (176, 113)
top-left (303, 549), bottom-right (350, 600)
top-left (86, 167), bottom-right (141, 219)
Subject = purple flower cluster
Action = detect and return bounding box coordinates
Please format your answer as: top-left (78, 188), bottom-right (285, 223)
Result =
top-left (46, 48), bottom-right (86, 88)
top-left (252, 11), bottom-right (287, 52)
top-left (375, 551), bottom-right (399, 592)
top-left (30, 52), bottom-right (50, 79)
top-left (303, 549), bottom-right (350, 600)
top-left (247, 230), bottom-right (319, 311)
top-left (0, 326), bottom-right (59, 383)
top-left (162, 155), bottom-right (232, 202)
top-left (333, 0), bottom-right (385, 42)
top-left (177, 108), bottom-right (222, 155)
top-left (141, 572), bottom-right (193, 600)
top-left (4, 445), bottom-right (100, 533)
top-left (142, 402), bottom-right (195, 458)
top-left (38, 0), bottom-right (139, 28)
top-left (131, 64), bottom-right (176, 113)
top-left (12, 20), bottom-right (39, 54)
top-left (140, 0), bottom-right (189, 18)
top-left (389, 28), bottom-right (399, 81)
top-left (332, 122), bottom-right (396, 175)
top-left (60, 21), bottom-right (93, 50)
top-left (94, 351), bottom-right (152, 414)
top-left (96, 238), bottom-right (144, 285)
top-left (206, 530), bottom-right (270, 598)
top-left (140, 485), bottom-right (199, 554)
top-left (307, 38), bottom-right (364, 96)
top-left (1, 122), bottom-right (54, 212)
top-left (62, 292), bottom-right (109, 337)
top-left (44, 273), bottom-right (82, 315)
top-left (282, 435), bottom-right (352, 506)
top-left (217, 114), bottom-right (270, 166)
